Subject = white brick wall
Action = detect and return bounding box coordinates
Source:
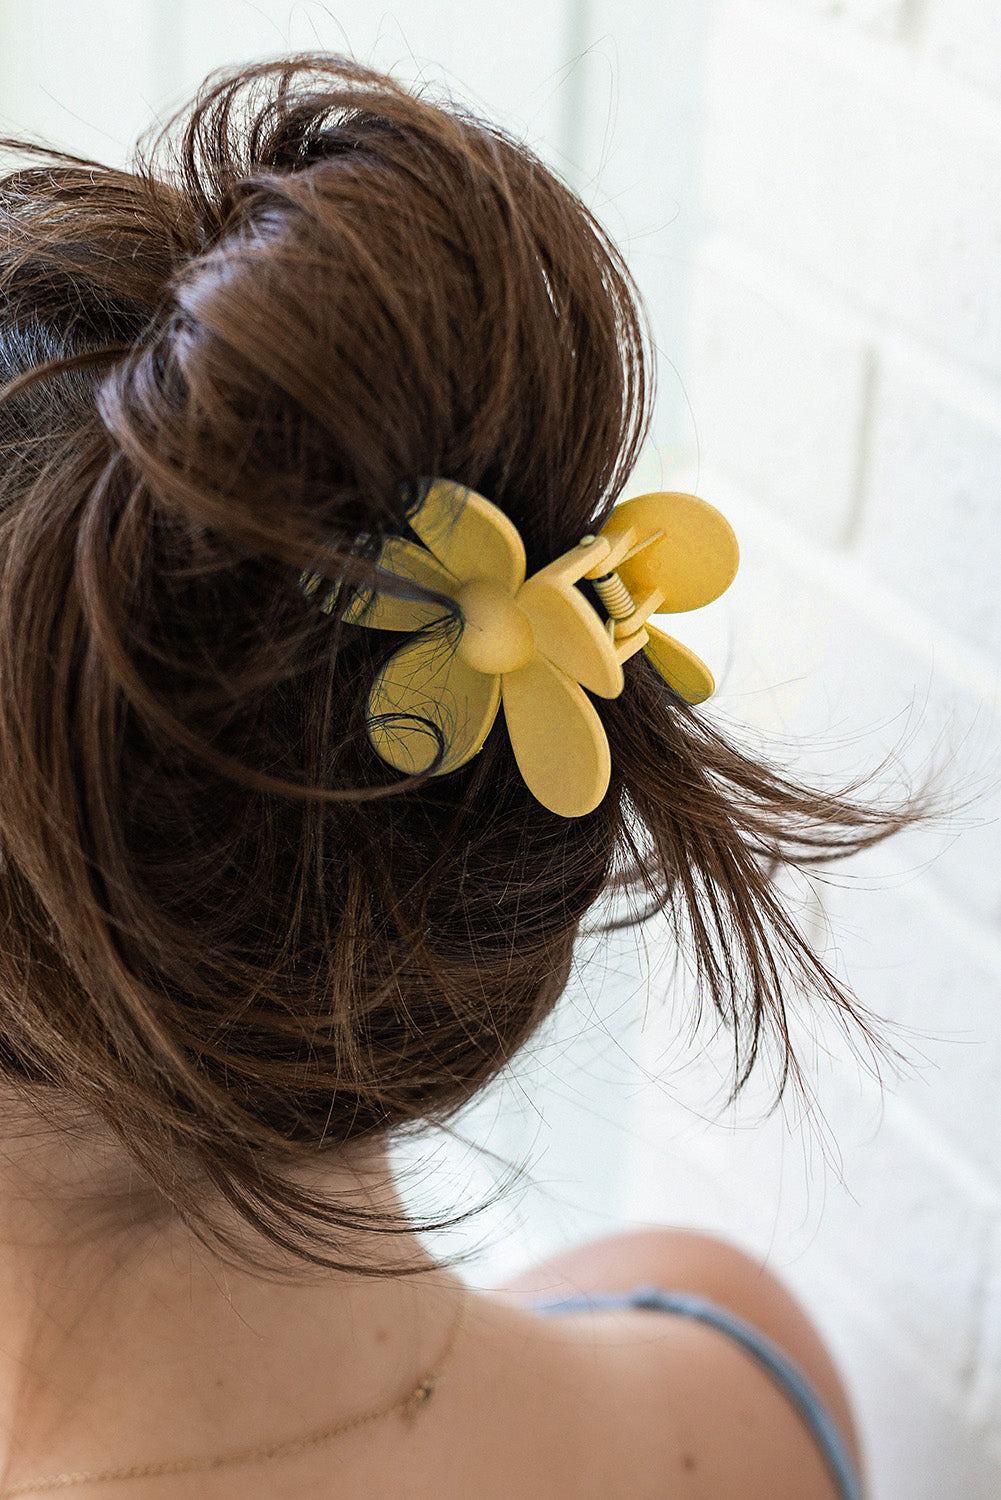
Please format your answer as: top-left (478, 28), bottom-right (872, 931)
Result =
top-left (859, 358), bottom-right (1001, 661)
top-left (621, 0), bottom-right (1001, 1494)
top-left (701, 2), bottom-right (1001, 380)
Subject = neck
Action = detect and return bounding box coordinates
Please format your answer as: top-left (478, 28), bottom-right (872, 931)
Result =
top-left (0, 1122), bottom-right (465, 1490)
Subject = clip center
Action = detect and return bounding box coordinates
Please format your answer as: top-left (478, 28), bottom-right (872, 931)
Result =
top-left (455, 578), bottom-right (535, 675)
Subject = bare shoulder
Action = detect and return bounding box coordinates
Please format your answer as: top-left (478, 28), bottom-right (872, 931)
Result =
top-left (486, 1228), bottom-right (861, 1500)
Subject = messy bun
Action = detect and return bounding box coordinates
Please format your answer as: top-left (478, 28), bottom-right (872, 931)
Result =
top-left (0, 54), bottom-right (925, 1274)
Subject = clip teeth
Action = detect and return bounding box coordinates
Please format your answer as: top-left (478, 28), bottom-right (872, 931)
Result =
top-left (299, 570), bottom-right (340, 615)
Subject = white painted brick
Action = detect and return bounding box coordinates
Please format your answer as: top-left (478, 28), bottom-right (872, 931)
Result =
top-left (926, 0), bottom-right (1001, 105)
top-left (684, 246), bottom-right (869, 544)
top-left (825, 871), bottom-right (1001, 1188)
top-left (701, 3), bottom-right (1001, 378)
top-left (625, 1034), bottom-right (994, 1392)
top-left (785, 0), bottom-right (909, 39)
top-left (858, 361), bottom-right (1001, 662)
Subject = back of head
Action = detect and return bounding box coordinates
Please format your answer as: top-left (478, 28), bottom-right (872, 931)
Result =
top-left (0, 53), bottom-right (921, 1277)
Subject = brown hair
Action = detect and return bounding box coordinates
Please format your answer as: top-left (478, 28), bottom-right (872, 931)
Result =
top-left (0, 53), bottom-right (929, 1277)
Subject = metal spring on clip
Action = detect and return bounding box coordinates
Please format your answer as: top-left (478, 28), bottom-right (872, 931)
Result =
top-left (589, 569), bottom-right (635, 621)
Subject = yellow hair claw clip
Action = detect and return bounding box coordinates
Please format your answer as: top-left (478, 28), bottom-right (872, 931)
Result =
top-left (300, 478), bottom-right (738, 818)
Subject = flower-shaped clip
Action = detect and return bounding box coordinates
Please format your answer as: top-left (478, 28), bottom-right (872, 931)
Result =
top-left (301, 478), bottom-right (738, 818)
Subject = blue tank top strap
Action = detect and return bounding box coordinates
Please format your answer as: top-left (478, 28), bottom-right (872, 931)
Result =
top-left (530, 1284), bottom-right (863, 1500)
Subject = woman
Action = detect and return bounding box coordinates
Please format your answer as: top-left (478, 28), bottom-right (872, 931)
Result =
top-left (0, 52), bottom-right (919, 1497)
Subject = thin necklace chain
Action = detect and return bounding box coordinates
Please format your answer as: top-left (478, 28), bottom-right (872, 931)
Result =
top-left (0, 1285), bottom-right (470, 1497)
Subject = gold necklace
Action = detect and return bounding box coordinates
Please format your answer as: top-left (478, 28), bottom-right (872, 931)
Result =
top-left (0, 1285), bottom-right (470, 1497)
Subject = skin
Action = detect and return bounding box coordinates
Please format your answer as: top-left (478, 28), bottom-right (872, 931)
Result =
top-left (499, 1227), bottom-right (864, 1496)
top-left (0, 1122), bottom-right (862, 1499)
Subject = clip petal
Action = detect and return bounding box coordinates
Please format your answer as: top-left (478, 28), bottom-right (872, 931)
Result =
top-left (369, 631), bottom-right (501, 773)
top-left (642, 624), bottom-right (715, 704)
top-left (501, 654), bottom-right (611, 818)
top-left (344, 537), bottom-right (456, 632)
top-left (407, 479), bottom-right (525, 594)
top-left (598, 491), bottom-right (739, 613)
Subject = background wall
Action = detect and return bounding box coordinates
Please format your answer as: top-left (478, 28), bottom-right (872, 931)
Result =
top-left (620, 7), bottom-right (1001, 1497)
top-left (3, 4), bottom-right (1001, 1496)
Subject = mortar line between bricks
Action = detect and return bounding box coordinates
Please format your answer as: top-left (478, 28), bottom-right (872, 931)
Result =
top-left (555, 0), bottom-right (593, 196)
top-left (962, 1232), bottom-right (997, 1429)
top-left (842, 345), bottom-right (878, 549)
